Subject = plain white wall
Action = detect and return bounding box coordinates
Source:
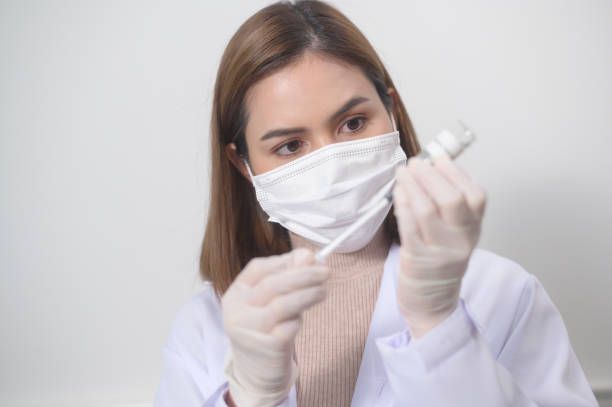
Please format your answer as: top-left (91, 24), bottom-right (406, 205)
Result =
top-left (1, 0), bottom-right (610, 405)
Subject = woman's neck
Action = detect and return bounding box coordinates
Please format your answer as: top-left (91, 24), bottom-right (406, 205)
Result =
top-left (288, 226), bottom-right (391, 282)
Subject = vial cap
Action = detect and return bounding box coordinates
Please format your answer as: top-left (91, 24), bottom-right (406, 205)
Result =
top-left (436, 129), bottom-right (463, 158)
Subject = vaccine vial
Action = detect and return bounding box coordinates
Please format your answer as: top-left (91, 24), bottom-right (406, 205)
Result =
top-left (417, 121), bottom-right (476, 164)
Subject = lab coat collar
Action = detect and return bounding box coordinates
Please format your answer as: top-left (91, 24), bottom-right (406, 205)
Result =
top-left (349, 242), bottom-right (406, 406)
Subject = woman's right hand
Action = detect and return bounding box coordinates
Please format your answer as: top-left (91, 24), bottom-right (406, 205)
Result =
top-left (221, 248), bottom-right (329, 407)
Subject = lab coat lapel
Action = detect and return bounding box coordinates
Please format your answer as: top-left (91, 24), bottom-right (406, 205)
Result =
top-left (351, 243), bottom-right (406, 406)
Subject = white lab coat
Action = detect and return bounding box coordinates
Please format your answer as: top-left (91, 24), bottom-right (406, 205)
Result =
top-left (153, 244), bottom-right (598, 406)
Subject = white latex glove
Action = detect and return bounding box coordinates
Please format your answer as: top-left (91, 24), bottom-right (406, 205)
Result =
top-left (221, 248), bottom-right (329, 407)
top-left (392, 152), bottom-right (487, 339)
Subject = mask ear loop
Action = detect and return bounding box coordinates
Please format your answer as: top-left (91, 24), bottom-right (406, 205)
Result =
top-left (389, 110), bottom-right (398, 132)
top-left (243, 159), bottom-right (258, 187)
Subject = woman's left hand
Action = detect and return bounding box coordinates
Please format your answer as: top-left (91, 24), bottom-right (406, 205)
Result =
top-left (392, 152), bottom-right (487, 340)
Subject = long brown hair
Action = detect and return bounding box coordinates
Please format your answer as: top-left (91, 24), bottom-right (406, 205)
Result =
top-left (200, 0), bottom-right (421, 302)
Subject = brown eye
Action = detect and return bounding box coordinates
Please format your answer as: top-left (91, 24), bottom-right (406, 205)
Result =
top-left (286, 140), bottom-right (300, 152)
top-left (341, 116), bottom-right (367, 133)
top-left (275, 139), bottom-right (303, 156)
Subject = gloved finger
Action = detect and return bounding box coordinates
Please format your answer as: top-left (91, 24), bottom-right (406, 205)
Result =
top-left (238, 249), bottom-right (308, 287)
top-left (432, 153), bottom-right (487, 219)
top-left (392, 168), bottom-right (425, 251)
top-left (259, 285), bottom-right (326, 333)
top-left (249, 265), bottom-right (329, 307)
top-left (290, 247), bottom-right (316, 267)
top-left (394, 163), bottom-right (447, 246)
top-left (409, 155), bottom-right (473, 226)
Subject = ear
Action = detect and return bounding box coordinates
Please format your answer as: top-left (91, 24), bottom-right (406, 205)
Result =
top-left (225, 142), bottom-right (252, 183)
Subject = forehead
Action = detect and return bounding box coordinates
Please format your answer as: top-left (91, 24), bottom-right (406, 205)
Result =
top-left (244, 53), bottom-right (377, 132)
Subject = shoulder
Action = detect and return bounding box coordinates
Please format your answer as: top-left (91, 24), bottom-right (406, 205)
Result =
top-left (165, 283), bottom-right (228, 364)
top-left (156, 284), bottom-right (230, 394)
top-left (460, 248), bottom-right (537, 356)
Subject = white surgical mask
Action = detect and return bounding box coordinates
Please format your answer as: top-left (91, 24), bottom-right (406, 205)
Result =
top-left (245, 112), bottom-right (407, 253)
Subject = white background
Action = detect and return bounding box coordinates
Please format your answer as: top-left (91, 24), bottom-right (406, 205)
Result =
top-left (1, 0), bottom-right (610, 405)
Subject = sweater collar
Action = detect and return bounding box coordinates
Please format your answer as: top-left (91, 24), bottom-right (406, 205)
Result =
top-left (288, 226), bottom-right (391, 282)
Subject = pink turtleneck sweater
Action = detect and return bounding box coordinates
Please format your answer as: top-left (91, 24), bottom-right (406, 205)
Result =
top-left (289, 227), bottom-right (391, 407)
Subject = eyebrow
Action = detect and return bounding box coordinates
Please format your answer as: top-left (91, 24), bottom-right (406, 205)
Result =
top-left (259, 96), bottom-right (370, 141)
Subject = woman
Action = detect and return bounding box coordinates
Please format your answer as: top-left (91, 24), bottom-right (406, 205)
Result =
top-left (153, 1), bottom-right (597, 406)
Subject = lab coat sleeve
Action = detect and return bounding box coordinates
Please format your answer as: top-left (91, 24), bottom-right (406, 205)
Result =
top-left (375, 274), bottom-right (598, 406)
top-left (153, 342), bottom-right (293, 407)
top-left (152, 292), bottom-right (233, 407)
top-left (153, 341), bottom-right (231, 407)
top-left (152, 292), bottom-right (294, 407)
top-left (153, 346), bottom-right (290, 407)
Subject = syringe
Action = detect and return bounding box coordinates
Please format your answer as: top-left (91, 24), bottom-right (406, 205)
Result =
top-left (313, 120), bottom-right (476, 263)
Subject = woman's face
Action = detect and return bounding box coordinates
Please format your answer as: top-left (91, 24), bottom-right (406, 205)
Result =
top-left (226, 51), bottom-right (397, 177)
